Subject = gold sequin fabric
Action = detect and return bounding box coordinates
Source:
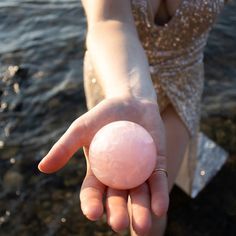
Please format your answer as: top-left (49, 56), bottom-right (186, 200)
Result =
top-left (131, 0), bottom-right (225, 137)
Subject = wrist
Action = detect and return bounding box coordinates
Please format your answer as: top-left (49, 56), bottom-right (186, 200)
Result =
top-left (104, 88), bottom-right (158, 105)
top-left (103, 76), bottom-right (158, 104)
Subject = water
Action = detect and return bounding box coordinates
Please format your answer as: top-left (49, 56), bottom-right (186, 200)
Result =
top-left (0, 0), bottom-right (236, 235)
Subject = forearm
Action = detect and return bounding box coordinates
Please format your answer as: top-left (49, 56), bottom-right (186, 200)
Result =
top-left (86, 20), bottom-right (157, 103)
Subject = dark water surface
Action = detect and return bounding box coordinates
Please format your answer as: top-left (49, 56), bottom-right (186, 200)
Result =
top-left (0, 0), bottom-right (236, 235)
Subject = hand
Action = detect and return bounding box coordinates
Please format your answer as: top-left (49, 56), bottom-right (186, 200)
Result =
top-left (38, 97), bottom-right (169, 235)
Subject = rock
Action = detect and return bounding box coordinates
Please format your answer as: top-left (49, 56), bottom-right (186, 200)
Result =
top-left (3, 170), bottom-right (23, 191)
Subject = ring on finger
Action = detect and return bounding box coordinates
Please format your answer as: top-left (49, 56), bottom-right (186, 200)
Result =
top-left (152, 168), bottom-right (168, 178)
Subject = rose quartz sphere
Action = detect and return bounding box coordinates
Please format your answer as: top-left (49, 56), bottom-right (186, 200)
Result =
top-left (89, 121), bottom-right (157, 189)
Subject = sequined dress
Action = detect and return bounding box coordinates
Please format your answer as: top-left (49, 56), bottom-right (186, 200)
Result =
top-left (83, 0), bottom-right (228, 197)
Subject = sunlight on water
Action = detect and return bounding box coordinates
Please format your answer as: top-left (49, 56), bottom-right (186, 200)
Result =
top-left (0, 0), bottom-right (236, 235)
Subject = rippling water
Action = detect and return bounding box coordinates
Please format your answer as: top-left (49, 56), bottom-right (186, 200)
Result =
top-left (0, 0), bottom-right (236, 235)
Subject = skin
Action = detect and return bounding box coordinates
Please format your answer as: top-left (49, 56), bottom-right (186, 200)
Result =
top-left (130, 104), bottom-right (189, 236)
top-left (38, 97), bottom-right (171, 234)
top-left (150, 0), bottom-right (182, 25)
top-left (38, 0), bottom-right (197, 235)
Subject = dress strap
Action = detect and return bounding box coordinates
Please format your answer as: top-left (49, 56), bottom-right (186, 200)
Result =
top-left (131, 0), bottom-right (154, 28)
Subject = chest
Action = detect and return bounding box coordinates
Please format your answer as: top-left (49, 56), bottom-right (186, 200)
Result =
top-left (150, 0), bottom-right (186, 25)
top-left (149, 0), bottom-right (224, 26)
top-left (131, 0), bottom-right (224, 52)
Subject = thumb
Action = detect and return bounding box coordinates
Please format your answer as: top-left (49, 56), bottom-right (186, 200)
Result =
top-left (38, 116), bottom-right (88, 173)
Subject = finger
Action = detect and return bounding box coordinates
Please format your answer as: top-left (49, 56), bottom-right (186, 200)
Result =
top-left (38, 115), bottom-right (89, 173)
top-left (80, 174), bottom-right (105, 221)
top-left (147, 118), bottom-right (166, 157)
top-left (129, 183), bottom-right (152, 235)
top-left (148, 155), bottom-right (169, 217)
top-left (145, 115), bottom-right (169, 216)
top-left (106, 188), bottom-right (129, 232)
top-left (80, 146), bottom-right (105, 221)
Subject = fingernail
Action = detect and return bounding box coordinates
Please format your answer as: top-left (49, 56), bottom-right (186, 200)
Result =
top-left (38, 159), bottom-right (47, 173)
top-left (38, 162), bottom-right (43, 171)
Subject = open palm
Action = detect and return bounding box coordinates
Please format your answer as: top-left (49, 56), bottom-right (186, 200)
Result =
top-left (38, 97), bottom-right (169, 234)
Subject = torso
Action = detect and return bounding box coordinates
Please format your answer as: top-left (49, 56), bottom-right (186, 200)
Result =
top-left (131, 0), bottom-right (225, 51)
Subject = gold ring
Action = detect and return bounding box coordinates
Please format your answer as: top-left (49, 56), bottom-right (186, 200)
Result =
top-left (153, 168), bottom-right (168, 178)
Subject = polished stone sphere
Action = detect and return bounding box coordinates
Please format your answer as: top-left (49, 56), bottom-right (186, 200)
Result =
top-left (89, 121), bottom-right (157, 189)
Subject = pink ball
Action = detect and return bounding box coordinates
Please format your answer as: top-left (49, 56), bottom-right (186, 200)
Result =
top-left (89, 121), bottom-right (157, 189)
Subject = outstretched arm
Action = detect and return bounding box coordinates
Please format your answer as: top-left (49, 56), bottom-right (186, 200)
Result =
top-left (39, 1), bottom-right (169, 234)
top-left (82, 0), bottom-right (157, 102)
